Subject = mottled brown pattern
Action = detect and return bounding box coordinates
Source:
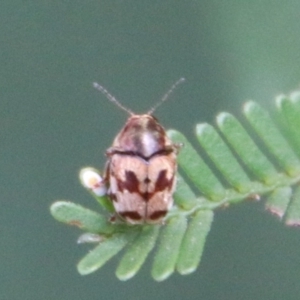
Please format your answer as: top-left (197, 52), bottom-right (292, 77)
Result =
top-left (105, 114), bottom-right (178, 224)
top-left (111, 115), bottom-right (172, 157)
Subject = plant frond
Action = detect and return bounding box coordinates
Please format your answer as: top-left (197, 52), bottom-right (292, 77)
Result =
top-left (50, 90), bottom-right (300, 281)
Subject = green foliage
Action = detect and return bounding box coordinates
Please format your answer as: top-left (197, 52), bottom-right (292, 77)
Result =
top-left (50, 91), bottom-right (300, 281)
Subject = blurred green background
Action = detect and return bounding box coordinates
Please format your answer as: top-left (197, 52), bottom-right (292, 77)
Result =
top-left (1, 1), bottom-right (300, 299)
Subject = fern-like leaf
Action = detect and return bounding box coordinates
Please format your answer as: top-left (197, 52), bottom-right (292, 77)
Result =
top-left (50, 91), bottom-right (300, 281)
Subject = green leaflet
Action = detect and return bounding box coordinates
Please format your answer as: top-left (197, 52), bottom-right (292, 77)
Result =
top-left (285, 186), bottom-right (300, 226)
top-left (50, 90), bottom-right (300, 281)
top-left (266, 187), bottom-right (292, 219)
top-left (152, 215), bottom-right (187, 281)
top-left (177, 210), bottom-right (213, 275)
top-left (196, 123), bottom-right (252, 193)
top-left (244, 101), bottom-right (300, 176)
top-left (116, 225), bottom-right (159, 280)
top-left (50, 201), bottom-right (116, 234)
top-left (78, 231), bottom-right (137, 275)
top-left (217, 112), bottom-right (280, 185)
top-left (168, 130), bottom-right (225, 201)
top-left (277, 93), bottom-right (300, 157)
top-left (173, 173), bottom-right (199, 210)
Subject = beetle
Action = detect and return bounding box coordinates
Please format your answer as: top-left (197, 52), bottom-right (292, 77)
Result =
top-left (93, 78), bottom-right (184, 224)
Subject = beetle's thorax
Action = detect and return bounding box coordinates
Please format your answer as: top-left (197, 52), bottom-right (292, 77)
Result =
top-left (111, 114), bottom-right (171, 158)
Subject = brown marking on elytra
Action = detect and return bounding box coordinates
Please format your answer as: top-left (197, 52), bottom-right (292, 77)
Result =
top-left (144, 177), bottom-right (151, 184)
top-left (149, 210), bottom-right (168, 220)
top-left (119, 211), bottom-right (143, 221)
top-left (114, 170), bottom-right (146, 195)
top-left (140, 192), bottom-right (150, 202)
top-left (154, 170), bottom-right (171, 192)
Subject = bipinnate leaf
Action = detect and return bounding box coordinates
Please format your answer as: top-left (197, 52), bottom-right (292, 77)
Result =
top-left (51, 89), bottom-right (300, 281)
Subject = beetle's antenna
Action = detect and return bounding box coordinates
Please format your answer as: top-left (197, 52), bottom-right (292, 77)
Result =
top-left (147, 77), bottom-right (185, 115)
top-left (93, 82), bottom-right (134, 116)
